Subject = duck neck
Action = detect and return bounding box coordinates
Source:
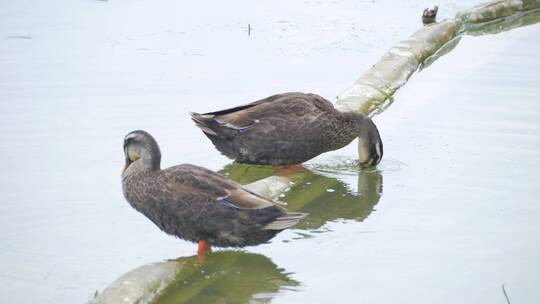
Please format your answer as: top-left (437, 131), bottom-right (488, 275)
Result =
top-left (339, 111), bottom-right (366, 135)
top-left (139, 151), bottom-right (161, 171)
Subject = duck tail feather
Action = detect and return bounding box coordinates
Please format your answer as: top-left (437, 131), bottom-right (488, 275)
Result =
top-left (191, 112), bottom-right (220, 136)
top-left (263, 212), bottom-right (307, 230)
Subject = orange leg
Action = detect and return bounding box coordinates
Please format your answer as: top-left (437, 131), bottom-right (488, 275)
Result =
top-left (197, 240), bottom-right (211, 264)
top-left (197, 240), bottom-right (210, 256)
top-left (273, 164), bottom-right (305, 174)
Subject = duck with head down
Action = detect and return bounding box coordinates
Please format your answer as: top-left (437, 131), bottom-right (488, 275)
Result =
top-left (121, 130), bottom-right (305, 255)
top-left (191, 92), bottom-right (383, 167)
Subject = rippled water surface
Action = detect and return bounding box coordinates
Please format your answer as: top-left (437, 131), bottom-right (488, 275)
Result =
top-left (1, 1), bottom-right (539, 303)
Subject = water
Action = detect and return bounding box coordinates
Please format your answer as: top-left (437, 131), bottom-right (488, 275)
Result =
top-left (1, 1), bottom-right (539, 303)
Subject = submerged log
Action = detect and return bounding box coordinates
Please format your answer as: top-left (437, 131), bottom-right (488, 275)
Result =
top-left (335, 20), bottom-right (461, 115)
top-left (335, 0), bottom-right (540, 117)
top-left (457, 0), bottom-right (540, 24)
top-left (88, 262), bottom-right (179, 304)
top-left (466, 5), bottom-right (540, 35)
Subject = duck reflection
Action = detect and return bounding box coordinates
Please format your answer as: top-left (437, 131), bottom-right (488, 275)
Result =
top-left (154, 251), bottom-right (298, 303)
top-left (220, 162), bottom-right (383, 230)
top-left (90, 251), bottom-right (297, 304)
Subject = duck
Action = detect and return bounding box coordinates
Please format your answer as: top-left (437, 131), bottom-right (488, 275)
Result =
top-left (422, 6), bottom-right (438, 25)
top-left (191, 92), bottom-right (383, 167)
top-left (121, 130), bottom-right (305, 255)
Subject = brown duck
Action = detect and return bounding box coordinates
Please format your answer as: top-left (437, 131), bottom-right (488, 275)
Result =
top-left (121, 130), bottom-right (305, 255)
top-left (191, 92), bottom-right (383, 166)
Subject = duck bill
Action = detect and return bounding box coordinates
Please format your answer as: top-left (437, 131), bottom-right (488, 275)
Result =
top-left (123, 156), bottom-right (133, 174)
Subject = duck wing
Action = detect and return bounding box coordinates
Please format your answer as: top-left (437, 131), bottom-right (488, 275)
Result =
top-left (215, 185), bottom-right (306, 230)
top-left (218, 185), bottom-right (306, 230)
top-left (165, 164), bottom-right (305, 230)
top-left (166, 164), bottom-right (278, 210)
top-left (191, 92), bottom-right (331, 139)
top-left (201, 92), bottom-right (303, 116)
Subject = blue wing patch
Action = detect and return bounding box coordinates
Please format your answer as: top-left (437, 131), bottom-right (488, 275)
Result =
top-left (216, 197), bottom-right (253, 210)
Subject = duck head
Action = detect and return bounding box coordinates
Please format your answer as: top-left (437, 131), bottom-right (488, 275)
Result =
top-left (356, 115), bottom-right (383, 167)
top-left (123, 130), bottom-right (161, 175)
